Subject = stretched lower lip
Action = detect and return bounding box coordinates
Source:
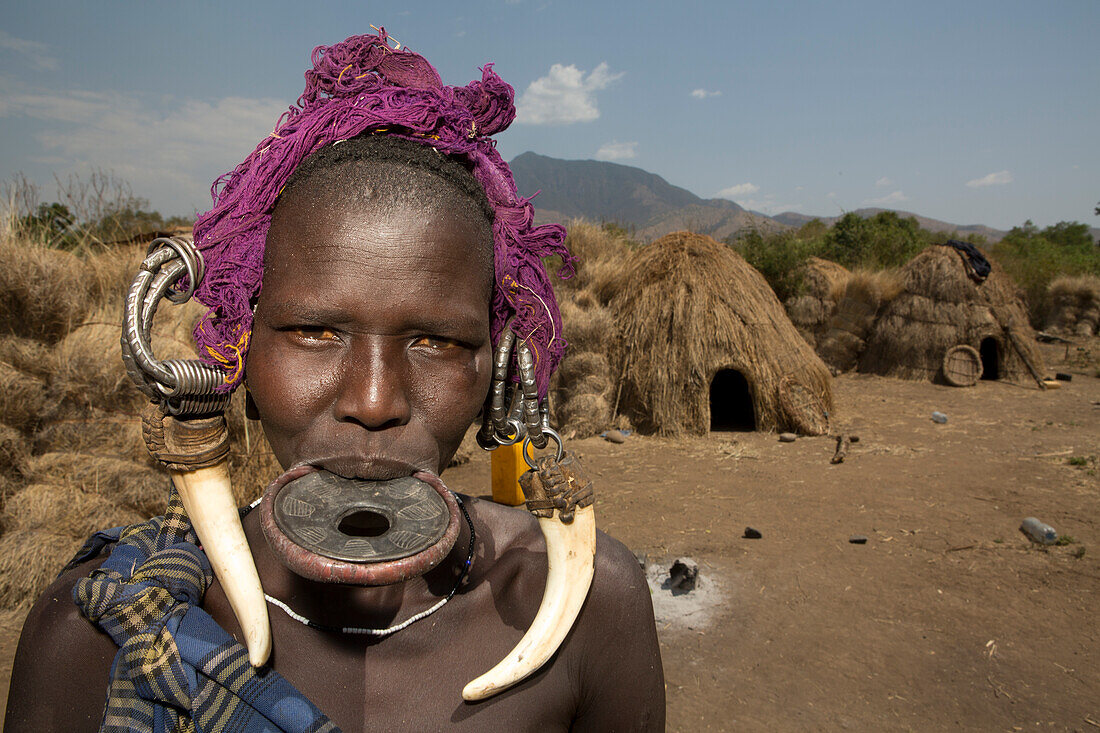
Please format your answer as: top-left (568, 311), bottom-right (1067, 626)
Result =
top-left (309, 456), bottom-right (417, 481)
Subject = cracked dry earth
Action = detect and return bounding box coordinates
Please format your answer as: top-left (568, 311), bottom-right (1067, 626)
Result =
top-left (2, 340), bottom-right (1097, 731)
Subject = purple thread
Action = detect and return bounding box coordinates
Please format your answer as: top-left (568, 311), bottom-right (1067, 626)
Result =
top-left (191, 29), bottom-right (574, 396)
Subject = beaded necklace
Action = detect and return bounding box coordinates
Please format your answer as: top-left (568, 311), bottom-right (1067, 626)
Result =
top-left (264, 494), bottom-right (475, 637)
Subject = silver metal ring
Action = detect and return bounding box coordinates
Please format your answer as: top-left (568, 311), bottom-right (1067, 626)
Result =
top-left (495, 418), bottom-right (526, 447)
top-left (147, 236), bottom-right (203, 303)
top-left (522, 427), bottom-right (564, 469)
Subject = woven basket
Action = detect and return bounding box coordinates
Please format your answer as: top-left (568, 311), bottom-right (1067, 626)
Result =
top-left (942, 345), bottom-right (982, 387)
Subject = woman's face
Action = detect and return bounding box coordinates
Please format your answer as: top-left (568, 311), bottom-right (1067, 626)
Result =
top-left (246, 191), bottom-right (494, 479)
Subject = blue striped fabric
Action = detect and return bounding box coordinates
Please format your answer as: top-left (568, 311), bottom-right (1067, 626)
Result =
top-left (71, 495), bottom-right (340, 733)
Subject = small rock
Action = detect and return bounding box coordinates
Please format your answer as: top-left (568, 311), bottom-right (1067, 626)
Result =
top-left (743, 527), bottom-right (762, 539)
top-left (633, 551), bottom-right (648, 569)
top-left (602, 429), bottom-right (626, 444)
top-left (931, 411), bottom-right (948, 424)
top-left (849, 435), bottom-right (860, 443)
top-left (1055, 372), bottom-right (1072, 382)
top-left (668, 557), bottom-right (698, 592)
top-left (778, 432), bottom-right (797, 442)
top-left (849, 535), bottom-right (868, 544)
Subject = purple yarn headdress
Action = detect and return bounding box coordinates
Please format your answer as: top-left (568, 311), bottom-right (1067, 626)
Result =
top-left (191, 29), bottom-right (573, 396)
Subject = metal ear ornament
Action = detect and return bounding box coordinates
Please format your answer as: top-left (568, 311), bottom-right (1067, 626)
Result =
top-left (464, 328), bottom-right (597, 702)
top-left (123, 236), bottom-right (271, 667)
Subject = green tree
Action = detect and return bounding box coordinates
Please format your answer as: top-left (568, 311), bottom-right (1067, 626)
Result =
top-left (19, 202), bottom-right (75, 245)
top-left (819, 211), bottom-right (929, 269)
top-left (992, 219), bottom-right (1100, 325)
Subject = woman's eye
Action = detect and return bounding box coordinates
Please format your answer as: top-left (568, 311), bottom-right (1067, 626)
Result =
top-left (412, 335), bottom-right (459, 350)
top-left (291, 326), bottom-right (339, 342)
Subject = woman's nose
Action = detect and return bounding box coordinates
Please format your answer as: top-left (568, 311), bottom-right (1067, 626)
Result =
top-left (331, 340), bottom-right (411, 430)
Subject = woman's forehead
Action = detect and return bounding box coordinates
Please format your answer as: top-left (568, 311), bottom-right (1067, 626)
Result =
top-left (263, 196), bottom-right (493, 308)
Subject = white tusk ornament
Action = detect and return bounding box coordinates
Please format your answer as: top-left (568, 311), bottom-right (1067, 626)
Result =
top-left (462, 504), bottom-right (595, 700)
top-left (463, 445), bottom-right (596, 702)
top-left (171, 461), bottom-right (272, 667)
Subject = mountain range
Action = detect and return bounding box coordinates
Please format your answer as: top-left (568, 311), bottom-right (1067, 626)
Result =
top-left (509, 152), bottom-right (1013, 243)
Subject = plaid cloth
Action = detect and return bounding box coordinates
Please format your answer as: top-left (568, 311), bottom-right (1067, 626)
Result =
top-left (70, 495), bottom-right (340, 733)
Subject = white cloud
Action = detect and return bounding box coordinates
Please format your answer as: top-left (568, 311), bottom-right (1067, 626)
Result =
top-left (736, 198), bottom-right (800, 215)
top-left (716, 182), bottom-right (759, 198)
top-left (827, 191), bottom-right (837, 199)
top-left (0, 30), bottom-right (59, 72)
top-left (716, 183), bottom-right (796, 214)
top-left (863, 190), bottom-right (908, 206)
top-left (795, 185), bottom-right (804, 192)
top-left (516, 62), bottom-right (623, 125)
top-left (966, 170), bottom-right (1013, 187)
top-left (0, 84), bottom-right (286, 212)
top-left (690, 88), bottom-right (721, 99)
top-left (595, 140), bottom-right (637, 161)
top-left (875, 176), bottom-right (892, 187)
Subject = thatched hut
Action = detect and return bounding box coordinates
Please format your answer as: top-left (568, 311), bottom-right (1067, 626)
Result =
top-left (1045, 275), bottom-right (1100, 336)
top-left (860, 245), bottom-right (1045, 385)
top-left (610, 232), bottom-right (833, 436)
top-left (785, 257), bottom-right (851, 348)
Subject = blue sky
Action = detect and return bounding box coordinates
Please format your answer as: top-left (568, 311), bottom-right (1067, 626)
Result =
top-left (1, 0), bottom-right (1097, 230)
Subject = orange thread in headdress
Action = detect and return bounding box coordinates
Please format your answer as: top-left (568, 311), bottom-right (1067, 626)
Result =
top-left (337, 64), bottom-right (354, 85)
top-left (206, 329), bottom-right (251, 384)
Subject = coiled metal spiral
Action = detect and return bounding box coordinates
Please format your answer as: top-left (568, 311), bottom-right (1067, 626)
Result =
top-left (121, 236), bottom-right (230, 417)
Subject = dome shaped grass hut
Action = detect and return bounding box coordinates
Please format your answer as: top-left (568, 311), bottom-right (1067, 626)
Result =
top-left (859, 244), bottom-right (1046, 386)
top-left (610, 232), bottom-right (834, 436)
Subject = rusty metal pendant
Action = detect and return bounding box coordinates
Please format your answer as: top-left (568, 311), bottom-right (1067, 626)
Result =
top-left (259, 465), bottom-right (461, 586)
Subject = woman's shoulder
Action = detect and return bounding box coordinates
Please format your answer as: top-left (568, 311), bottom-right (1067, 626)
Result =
top-left (5, 559), bottom-right (119, 731)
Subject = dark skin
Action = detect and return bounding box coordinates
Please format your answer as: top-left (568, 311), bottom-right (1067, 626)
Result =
top-left (5, 180), bottom-right (665, 731)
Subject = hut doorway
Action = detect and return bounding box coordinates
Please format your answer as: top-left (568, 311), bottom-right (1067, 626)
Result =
top-left (979, 337), bottom-right (1000, 380)
top-left (710, 369), bottom-right (756, 431)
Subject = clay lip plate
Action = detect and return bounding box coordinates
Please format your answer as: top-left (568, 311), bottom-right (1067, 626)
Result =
top-left (271, 471), bottom-right (451, 563)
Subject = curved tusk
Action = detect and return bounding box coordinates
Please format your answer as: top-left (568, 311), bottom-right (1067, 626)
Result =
top-left (171, 461), bottom-right (271, 667)
top-left (462, 503), bottom-right (595, 701)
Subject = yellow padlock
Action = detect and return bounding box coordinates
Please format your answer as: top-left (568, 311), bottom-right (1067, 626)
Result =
top-left (490, 441), bottom-right (528, 506)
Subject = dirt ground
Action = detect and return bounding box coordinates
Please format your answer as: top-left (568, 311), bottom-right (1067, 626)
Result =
top-left (1, 340), bottom-right (1097, 731)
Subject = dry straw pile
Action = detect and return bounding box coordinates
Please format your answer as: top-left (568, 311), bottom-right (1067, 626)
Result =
top-left (785, 257), bottom-right (851, 349)
top-left (0, 233), bottom-right (279, 611)
top-left (1045, 275), bottom-right (1100, 336)
top-left (860, 245), bottom-right (1045, 384)
top-left (609, 231), bottom-right (833, 436)
top-left (548, 222), bottom-right (634, 437)
top-left (816, 269), bottom-right (903, 373)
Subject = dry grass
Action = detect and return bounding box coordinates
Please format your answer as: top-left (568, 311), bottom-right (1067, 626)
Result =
top-left (553, 348), bottom-right (613, 438)
top-left (610, 231), bottom-right (833, 435)
top-left (557, 221), bottom-right (634, 305)
top-left (559, 300), bottom-right (614, 354)
top-left (558, 393), bottom-right (612, 438)
top-left (0, 236), bottom-right (91, 343)
top-left (0, 362), bottom-right (54, 432)
top-left (803, 257), bottom-right (851, 302)
top-left (4, 483), bottom-right (142, 538)
top-left (0, 336), bottom-right (54, 380)
top-left (32, 412), bottom-right (151, 466)
top-left (860, 245), bottom-right (1045, 384)
top-left (816, 269), bottom-right (903, 372)
top-left (50, 300), bottom-right (204, 416)
top-left (0, 423), bottom-right (28, 476)
top-left (22, 452), bottom-right (169, 518)
top-left (1046, 274), bottom-right (1100, 336)
top-left (0, 529), bottom-right (83, 609)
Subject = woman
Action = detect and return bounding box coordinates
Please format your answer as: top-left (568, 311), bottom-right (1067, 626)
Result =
top-left (6, 30), bottom-right (663, 732)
